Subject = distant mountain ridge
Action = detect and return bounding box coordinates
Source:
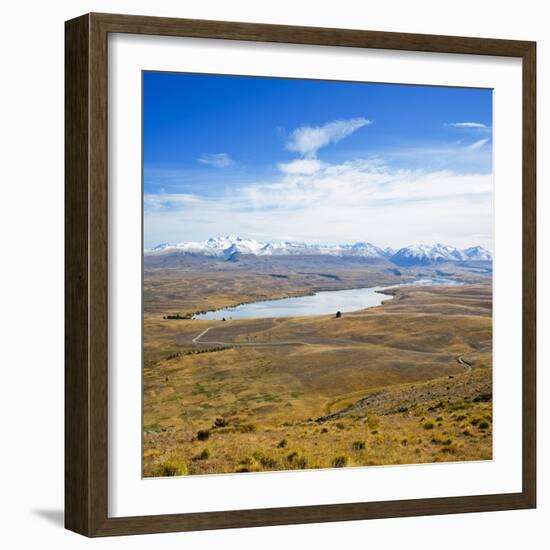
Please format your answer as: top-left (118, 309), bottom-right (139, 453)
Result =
top-left (146, 236), bottom-right (492, 266)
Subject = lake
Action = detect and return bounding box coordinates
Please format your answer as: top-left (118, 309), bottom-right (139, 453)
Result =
top-left (193, 278), bottom-right (460, 320)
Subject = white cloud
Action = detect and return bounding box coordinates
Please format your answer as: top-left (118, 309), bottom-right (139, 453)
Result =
top-left (145, 157), bottom-right (493, 250)
top-left (466, 138), bottom-right (489, 151)
top-left (278, 159), bottom-right (326, 175)
top-left (448, 122), bottom-right (488, 128)
top-left (144, 193), bottom-right (204, 211)
top-left (197, 153), bottom-right (234, 168)
top-left (286, 117), bottom-right (371, 158)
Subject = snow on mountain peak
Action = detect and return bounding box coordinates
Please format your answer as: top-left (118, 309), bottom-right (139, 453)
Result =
top-left (145, 236), bottom-right (492, 265)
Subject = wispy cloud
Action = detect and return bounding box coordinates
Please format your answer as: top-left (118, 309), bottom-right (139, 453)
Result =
top-left (286, 117), bottom-right (371, 158)
top-left (278, 159), bottom-right (326, 175)
top-left (145, 156), bottom-right (492, 250)
top-left (466, 138), bottom-right (489, 151)
top-left (448, 122), bottom-right (488, 129)
top-left (144, 192), bottom-right (204, 211)
top-left (197, 153), bottom-right (234, 168)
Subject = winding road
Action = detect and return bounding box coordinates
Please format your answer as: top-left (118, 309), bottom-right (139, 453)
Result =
top-left (456, 354), bottom-right (473, 372)
top-left (191, 325), bottom-right (316, 348)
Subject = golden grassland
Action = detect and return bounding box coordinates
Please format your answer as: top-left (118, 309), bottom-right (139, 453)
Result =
top-left (143, 267), bottom-right (493, 477)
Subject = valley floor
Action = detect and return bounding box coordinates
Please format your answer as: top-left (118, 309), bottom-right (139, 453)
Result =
top-left (143, 271), bottom-right (493, 476)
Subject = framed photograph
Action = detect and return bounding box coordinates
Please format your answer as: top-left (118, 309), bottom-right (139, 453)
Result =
top-left (65, 13), bottom-right (536, 537)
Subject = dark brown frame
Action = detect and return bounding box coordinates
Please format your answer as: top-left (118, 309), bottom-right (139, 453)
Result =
top-left (65, 12), bottom-right (536, 537)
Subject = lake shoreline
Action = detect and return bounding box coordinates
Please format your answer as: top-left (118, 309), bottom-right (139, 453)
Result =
top-left (192, 278), bottom-right (460, 321)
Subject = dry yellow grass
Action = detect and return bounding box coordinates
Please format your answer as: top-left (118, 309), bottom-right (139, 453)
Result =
top-left (143, 274), bottom-right (492, 477)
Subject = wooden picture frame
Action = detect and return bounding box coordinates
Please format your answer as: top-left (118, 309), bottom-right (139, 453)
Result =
top-left (65, 12), bottom-right (536, 537)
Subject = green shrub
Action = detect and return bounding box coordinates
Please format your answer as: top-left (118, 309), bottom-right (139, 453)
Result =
top-left (423, 421), bottom-right (435, 430)
top-left (213, 417), bottom-right (229, 428)
top-left (152, 457), bottom-right (188, 477)
top-left (473, 393), bottom-right (491, 403)
top-left (478, 420), bottom-right (490, 429)
top-left (332, 454), bottom-right (349, 468)
top-left (286, 451), bottom-right (307, 469)
top-left (277, 438), bottom-right (288, 448)
top-left (197, 429), bottom-right (210, 441)
top-left (259, 455), bottom-right (277, 469)
top-left (351, 440), bottom-right (366, 451)
top-left (196, 448), bottom-right (211, 460)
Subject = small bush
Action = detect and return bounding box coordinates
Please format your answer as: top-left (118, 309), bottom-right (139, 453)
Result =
top-left (321, 427), bottom-right (329, 433)
top-left (152, 457), bottom-right (188, 477)
top-left (213, 417), bottom-right (229, 428)
top-left (478, 420), bottom-right (490, 430)
top-left (251, 450), bottom-right (277, 469)
top-left (473, 393), bottom-right (491, 403)
top-left (259, 455), bottom-right (277, 469)
top-left (287, 451), bottom-right (307, 469)
top-left (335, 422), bottom-right (346, 430)
top-left (351, 440), bottom-right (366, 451)
top-left (436, 416), bottom-right (444, 422)
top-left (462, 429), bottom-right (472, 436)
top-left (197, 429), bottom-right (210, 441)
top-left (277, 438), bottom-right (288, 448)
top-left (239, 456), bottom-right (254, 466)
top-left (470, 417), bottom-right (481, 426)
top-left (431, 437), bottom-right (452, 445)
top-left (455, 414), bottom-right (467, 422)
top-left (196, 448), bottom-right (211, 460)
top-left (332, 454), bottom-right (349, 468)
top-left (423, 421), bottom-right (435, 430)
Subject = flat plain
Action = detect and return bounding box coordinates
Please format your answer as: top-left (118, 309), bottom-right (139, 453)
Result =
top-left (143, 257), bottom-right (492, 476)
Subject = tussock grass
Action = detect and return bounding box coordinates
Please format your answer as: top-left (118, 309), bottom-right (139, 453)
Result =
top-left (152, 455), bottom-right (188, 477)
top-left (143, 278), bottom-right (493, 477)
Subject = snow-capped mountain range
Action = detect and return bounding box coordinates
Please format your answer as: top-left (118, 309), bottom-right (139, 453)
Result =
top-left (146, 236), bottom-right (492, 266)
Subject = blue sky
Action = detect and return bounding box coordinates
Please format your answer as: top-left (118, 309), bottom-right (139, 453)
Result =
top-left (143, 72), bottom-right (493, 249)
